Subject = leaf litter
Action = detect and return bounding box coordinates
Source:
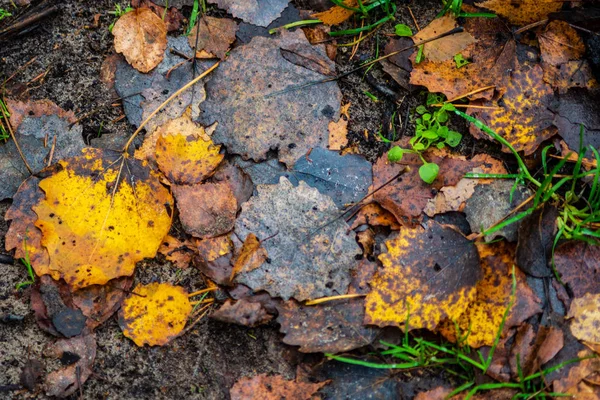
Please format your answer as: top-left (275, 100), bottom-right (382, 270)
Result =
top-left (3, 0), bottom-right (600, 397)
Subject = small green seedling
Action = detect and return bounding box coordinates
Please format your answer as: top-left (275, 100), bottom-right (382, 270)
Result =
top-left (388, 93), bottom-right (462, 184)
top-left (108, 3), bottom-right (134, 32)
top-left (363, 91), bottom-right (379, 102)
top-left (16, 239), bottom-right (35, 290)
top-left (0, 8), bottom-right (12, 21)
top-left (328, 0), bottom-right (397, 37)
top-left (394, 23), bottom-right (412, 37)
top-left (454, 53), bottom-right (470, 68)
top-left (186, 0), bottom-right (207, 36)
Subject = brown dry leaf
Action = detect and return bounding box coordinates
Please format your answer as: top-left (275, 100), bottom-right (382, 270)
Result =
top-left (476, 0), bottom-right (562, 25)
top-left (469, 62), bottom-right (557, 155)
top-left (554, 241), bottom-right (600, 298)
top-left (173, 182), bottom-right (237, 239)
top-left (5, 177), bottom-right (51, 278)
top-left (515, 205), bottom-right (558, 277)
top-left (437, 241), bottom-right (542, 348)
top-left (6, 98), bottom-right (77, 128)
top-left (230, 233), bottom-right (267, 282)
top-left (568, 293), bottom-right (600, 345)
top-left (410, 15), bottom-right (515, 101)
top-left (158, 235), bottom-right (195, 269)
top-left (210, 161), bottom-right (254, 209)
top-left (155, 128), bottom-right (223, 185)
top-left (356, 229), bottom-right (375, 257)
top-left (230, 374), bottom-right (328, 400)
top-left (311, 0), bottom-right (356, 25)
top-left (194, 235), bottom-right (234, 284)
top-left (188, 16), bottom-right (238, 59)
top-left (553, 349), bottom-right (600, 398)
top-left (211, 298), bottom-right (272, 327)
top-left (234, 178), bottom-right (361, 301)
top-left (424, 154), bottom-right (507, 217)
top-left (509, 324), bottom-right (564, 378)
top-left (199, 30), bottom-right (341, 167)
top-left (112, 8), bottom-right (167, 73)
top-left (372, 145), bottom-right (482, 224)
top-left (118, 282), bottom-right (191, 346)
top-left (328, 103), bottom-right (350, 150)
top-left (414, 15), bottom-right (476, 63)
top-left (43, 334), bottom-right (96, 398)
top-left (277, 297), bottom-right (378, 353)
top-left (32, 148), bottom-right (173, 290)
top-left (132, 0), bottom-right (184, 31)
top-left (349, 203), bottom-right (401, 231)
top-left (365, 220), bottom-right (481, 331)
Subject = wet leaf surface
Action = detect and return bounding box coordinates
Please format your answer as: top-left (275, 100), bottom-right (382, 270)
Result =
top-left (112, 8), bottom-right (167, 73)
top-left (208, 0), bottom-right (290, 27)
top-left (515, 205), bottom-right (558, 277)
top-left (32, 148), bottom-right (172, 289)
top-left (365, 220), bottom-right (481, 330)
top-left (188, 16), bottom-right (238, 59)
top-left (552, 89), bottom-right (600, 152)
top-left (193, 235), bottom-right (235, 284)
top-left (212, 298), bottom-right (272, 327)
top-left (235, 178), bottom-right (361, 301)
top-left (567, 293), bottom-right (600, 345)
top-left (118, 282), bottom-right (192, 346)
top-left (199, 30), bottom-right (341, 166)
top-left (554, 241), bottom-right (600, 298)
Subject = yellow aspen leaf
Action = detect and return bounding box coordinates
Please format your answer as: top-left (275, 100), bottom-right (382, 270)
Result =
top-left (469, 62), bottom-right (557, 155)
top-left (568, 293), bottom-right (600, 345)
top-left (33, 148), bottom-right (172, 290)
top-left (112, 8), bottom-right (167, 73)
top-left (155, 130), bottom-right (223, 185)
top-left (230, 233), bottom-right (267, 282)
top-left (364, 220), bottom-right (481, 331)
top-left (413, 15), bottom-right (476, 63)
top-left (476, 0), bottom-right (562, 25)
top-left (437, 242), bottom-right (542, 348)
top-left (118, 282), bottom-right (191, 346)
top-left (311, 0), bottom-right (357, 26)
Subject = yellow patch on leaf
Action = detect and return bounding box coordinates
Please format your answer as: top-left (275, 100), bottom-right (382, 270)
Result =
top-left (112, 8), bottom-right (167, 73)
top-left (437, 242), bottom-right (542, 348)
top-left (364, 220), bottom-right (481, 331)
top-left (118, 282), bottom-right (191, 346)
top-left (413, 15), bottom-right (476, 63)
top-left (33, 148), bottom-right (172, 289)
top-left (475, 0), bottom-right (562, 25)
top-left (469, 62), bottom-right (557, 155)
top-left (568, 293), bottom-right (600, 345)
top-left (155, 130), bottom-right (223, 185)
top-left (311, 0), bottom-right (357, 25)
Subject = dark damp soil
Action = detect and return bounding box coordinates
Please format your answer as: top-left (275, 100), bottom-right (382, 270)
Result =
top-left (0, 0), bottom-right (511, 398)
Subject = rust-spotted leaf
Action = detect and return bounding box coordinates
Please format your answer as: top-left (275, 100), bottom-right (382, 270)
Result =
top-left (365, 220), bottom-right (481, 331)
top-left (437, 242), bottom-right (542, 348)
top-left (118, 282), bottom-right (191, 346)
top-left (113, 8), bottom-right (167, 73)
top-left (32, 148), bottom-right (172, 290)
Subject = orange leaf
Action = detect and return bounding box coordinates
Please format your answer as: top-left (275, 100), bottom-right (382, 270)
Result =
top-left (311, 0), bottom-right (357, 26)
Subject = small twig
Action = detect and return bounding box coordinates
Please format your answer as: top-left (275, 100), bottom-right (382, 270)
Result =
top-left (46, 135), bottom-right (56, 167)
top-left (446, 85), bottom-right (496, 103)
top-left (3, 56), bottom-right (37, 85)
top-left (187, 287), bottom-right (218, 298)
top-left (0, 99), bottom-right (33, 174)
top-left (514, 19), bottom-right (548, 35)
top-left (305, 293), bottom-right (365, 306)
top-left (0, 3), bottom-right (60, 42)
top-left (408, 6), bottom-right (420, 31)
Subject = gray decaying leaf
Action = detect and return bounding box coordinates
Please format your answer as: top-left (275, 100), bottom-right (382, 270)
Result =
top-left (207, 0), bottom-right (290, 27)
top-left (551, 88), bottom-right (600, 154)
top-left (114, 36), bottom-right (214, 131)
top-left (0, 109), bottom-right (84, 200)
top-left (43, 334), bottom-right (96, 398)
top-left (516, 205), bottom-right (558, 277)
top-left (464, 179), bottom-right (533, 242)
top-left (234, 177), bottom-right (361, 301)
top-left (198, 29), bottom-right (341, 167)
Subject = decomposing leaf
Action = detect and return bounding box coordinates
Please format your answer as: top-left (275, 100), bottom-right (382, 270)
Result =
top-left (328, 103), bottom-right (350, 150)
top-left (194, 235), bottom-right (235, 284)
top-left (568, 293), bottom-right (600, 345)
top-left (437, 242), bottom-right (542, 348)
top-left (372, 146), bottom-right (482, 224)
top-left (423, 154), bottom-right (507, 217)
top-left (554, 241), bottom-right (600, 298)
top-left (112, 8), bottom-right (167, 73)
top-left (173, 182), bottom-right (237, 238)
top-left (207, 0), bottom-right (290, 27)
top-left (349, 203), bottom-right (401, 231)
top-left (280, 43), bottom-right (336, 76)
top-left (211, 298), bottom-right (272, 327)
top-left (413, 15), bottom-right (476, 63)
top-left (132, 0), bottom-right (184, 32)
top-left (234, 178), bottom-right (361, 301)
top-left (539, 21), bottom-right (585, 67)
top-left (158, 235), bottom-right (195, 268)
top-left (43, 334), bottom-right (96, 398)
top-left (410, 15), bottom-right (515, 101)
top-left (552, 89), bottom-right (600, 152)
top-left (199, 30), bottom-right (341, 167)
top-left (5, 177), bottom-right (50, 277)
top-left (552, 349), bottom-right (600, 397)
top-left (464, 179), bottom-right (533, 242)
top-left (0, 99), bottom-right (84, 200)
top-left (356, 229), bottom-right (375, 257)
top-left (230, 233), bottom-right (267, 282)
top-left (515, 205), bottom-right (558, 277)
top-left (509, 324), bottom-right (564, 378)
top-left (230, 374), bottom-right (328, 400)
top-left (118, 282), bottom-right (191, 346)
top-left (188, 16), bottom-right (238, 59)
top-left (311, 0), bottom-right (356, 25)
top-left (469, 62), bottom-right (557, 155)
top-left (155, 124), bottom-right (223, 185)
top-left (32, 148), bottom-right (172, 289)
top-left (475, 0), bottom-right (562, 25)
top-left (210, 161), bottom-right (254, 209)
top-left (20, 358), bottom-right (43, 391)
top-left (365, 220), bottom-right (481, 331)
top-left (277, 297), bottom-right (378, 353)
